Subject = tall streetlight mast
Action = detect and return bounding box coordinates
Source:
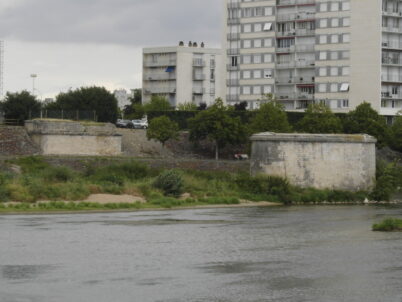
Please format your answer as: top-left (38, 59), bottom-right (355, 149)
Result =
top-left (30, 74), bottom-right (37, 96)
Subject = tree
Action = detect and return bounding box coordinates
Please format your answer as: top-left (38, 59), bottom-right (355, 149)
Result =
top-left (47, 86), bottom-right (119, 123)
top-left (188, 98), bottom-right (248, 160)
top-left (143, 95), bottom-right (173, 113)
top-left (177, 102), bottom-right (198, 111)
top-left (343, 102), bottom-right (390, 147)
top-left (296, 103), bottom-right (343, 133)
top-left (123, 89), bottom-right (143, 118)
top-left (147, 116), bottom-right (179, 146)
top-left (234, 101), bottom-right (248, 111)
top-left (389, 115), bottom-right (402, 152)
top-left (249, 95), bottom-right (291, 134)
top-left (1, 91), bottom-right (41, 121)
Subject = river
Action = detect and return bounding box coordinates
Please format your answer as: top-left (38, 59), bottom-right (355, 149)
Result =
top-left (1, 205), bottom-right (402, 302)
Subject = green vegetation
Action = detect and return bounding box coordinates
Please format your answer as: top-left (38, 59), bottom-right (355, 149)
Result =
top-left (147, 116), bottom-right (179, 146)
top-left (296, 104), bottom-right (343, 134)
top-left (188, 98), bottom-right (248, 160)
top-left (373, 218), bottom-right (402, 232)
top-left (1, 156), bottom-right (401, 213)
top-left (1, 90), bottom-right (41, 122)
top-left (45, 86), bottom-right (119, 123)
top-left (249, 95), bottom-right (292, 134)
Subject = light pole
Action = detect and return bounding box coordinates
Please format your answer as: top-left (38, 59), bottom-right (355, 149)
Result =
top-left (30, 74), bottom-right (37, 95)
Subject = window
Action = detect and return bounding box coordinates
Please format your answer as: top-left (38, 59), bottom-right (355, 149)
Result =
top-left (254, 39), bottom-right (262, 48)
top-left (263, 23), bottom-right (273, 31)
top-left (331, 34), bottom-right (339, 43)
top-left (331, 18), bottom-right (339, 27)
top-left (342, 67), bottom-right (350, 76)
top-left (253, 86), bottom-right (261, 95)
top-left (319, 67), bottom-right (327, 76)
top-left (319, 35), bottom-right (328, 44)
top-left (263, 69), bottom-right (272, 79)
top-left (343, 17), bottom-right (350, 26)
top-left (253, 55), bottom-right (261, 64)
top-left (264, 38), bottom-right (273, 47)
top-left (243, 40), bottom-right (251, 48)
top-left (330, 51), bottom-right (339, 60)
top-left (330, 83), bottom-right (338, 92)
top-left (340, 83), bottom-right (350, 92)
top-left (263, 54), bottom-right (272, 63)
top-left (243, 24), bottom-right (252, 33)
top-left (320, 19), bottom-right (328, 28)
top-left (342, 99), bottom-right (349, 108)
top-left (243, 70), bottom-right (251, 79)
top-left (253, 70), bottom-right (262, 79)
top-left (231, 56), bottom-right (238, 67)
top-left (264, 7), bottom-right (273, 16)
top-left (243, 86), bottom-right (251, 95)
top-left (342, 2), bottom-right (350, 11)
top-left (319, 51), bottom-right (327, 60)
top-left (330, 2), bottom-right (339, 11)
top-left (254, 23), bottom-right (262, 32)
top-left (330, 67), bottom-right (338, 76)
top-left (243, 55), bottom-right (251, 64)
top-left (343, 34), bottom-right (350, 43)
top-left (320, 3), bottom-right (328, 12)
top-left (263, 85), bottom-right (272, 94)
top-left (318, 83), bottom-right (327, 92)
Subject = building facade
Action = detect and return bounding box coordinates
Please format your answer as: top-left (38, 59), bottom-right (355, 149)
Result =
top-left (142, 44), bottom-right (225, 107)
top-left (224, 0), bottom-right (401, 115)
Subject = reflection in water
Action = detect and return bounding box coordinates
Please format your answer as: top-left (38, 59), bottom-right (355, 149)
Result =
top-left (1, 265), bottom-right (55, 280)
top-left (0, 206), bottom-right (401, 302)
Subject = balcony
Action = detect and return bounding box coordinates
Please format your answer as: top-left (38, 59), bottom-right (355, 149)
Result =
top-left (143, 86), bottom-right (176, 94)
top-left (193, 59), bottom-right (206, 67)
top-left (193, 73), bottom-right (206, 81)
top-left (382, 41), bottom-right (402, 49)
top-left (144, 73), bottom-right (176, 81)
top-left (276, 45), bottom-right (296, 53)
top-left (382, 92), bottom-right (402, 99)
top-left (276, 93), bottom-right (296, 100)
top-left (227, 49), bottom-right (240, 55)
top-left (227, 64), bottom-right (240, 71)
top-left (382, 10), bottom-right (402, 17)
top-left (295, 44), bottom-right (315, 52)
top-left (144, 59), bottom-right (177, 67)
top-left (276, 61), bottom-right (295, 69)
top-left (296, 29), bottom-right (315, 36)
top-left (277, 12), bottom-right (315, 22)
top-left (227, 79), bottom-right (239, 86)
top-left (192, 87), bottom-right (205, 94)
top-left (227, 33), bottom-right (240, 40)
top-left (382, 75), bottom-right (402, 83)
top-left (382, 26), bottom-right (402, 34)
top-left (227, 1), bottom-right (240, 9)
top-left (226, 94), bottom-right (240, 102)
top-left (296, 93), bottom-right (314, 100)
top-left (275, 77), bottom-right (315, 85)
top-left (227, 18), bottom-right (240, 25)
top-left (382, 58), bottom-right (402, 66)
top-left (277, 0), bottom-right (316, 6)
top-left (296, 60), bottom-right (315, 68)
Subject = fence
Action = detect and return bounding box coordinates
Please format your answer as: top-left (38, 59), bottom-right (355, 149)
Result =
top-left (29, 110), bottom-right (98, 122)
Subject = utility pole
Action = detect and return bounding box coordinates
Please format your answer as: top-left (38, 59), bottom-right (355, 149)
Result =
top-left (30, 74), bottom-right (37, 96)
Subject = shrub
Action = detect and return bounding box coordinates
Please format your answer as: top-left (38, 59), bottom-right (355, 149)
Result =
top-left (370, 162), bottom-right (400, 201)
top-left (373, 218), bottom-right (402, 232)
top-left (0, 173), bottom-right (9, 202)
top-left (91, 161), bottom-right (150, 183)
top-left (235, 173), bottom-right (290, 197)
top-left (43, 166), bottom-right (76, 183)
top-left (153, 170), bottom-right (183, 197)
top-left (13, 156), bottom-right (49, 173)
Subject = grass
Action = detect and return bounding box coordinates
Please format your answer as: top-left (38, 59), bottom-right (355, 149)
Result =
top-left (373, 218), bottom-right (402, 232)
top-left (0, 156), bottom-right (379, 213)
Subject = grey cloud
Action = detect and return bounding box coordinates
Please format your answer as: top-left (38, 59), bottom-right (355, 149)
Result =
top-left (0, 0), bottom-right (223, 46)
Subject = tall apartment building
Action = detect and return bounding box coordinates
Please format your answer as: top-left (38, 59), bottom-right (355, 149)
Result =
top-left (224, 0), bottom-right (402, 116)
top-left (142, 43), bottom-right (225, 107)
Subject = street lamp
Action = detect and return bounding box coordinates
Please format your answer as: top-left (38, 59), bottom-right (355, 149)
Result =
top-left (30, 74), bottom-right (37, 95)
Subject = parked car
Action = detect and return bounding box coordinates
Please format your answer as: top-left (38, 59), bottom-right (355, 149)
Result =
top-left (116, 119), bottom-right (132, 128)
top-left (131, 119), bottom-right (148, 129)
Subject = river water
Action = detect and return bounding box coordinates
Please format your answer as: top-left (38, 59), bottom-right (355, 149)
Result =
top-left (1, 205), bottom-right (402, 302)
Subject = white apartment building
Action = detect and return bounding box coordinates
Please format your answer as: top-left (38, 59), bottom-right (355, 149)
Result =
top-left (224, 0), bottom-right (402, 116)
top-left (142, 43), bottom-right (225, 107)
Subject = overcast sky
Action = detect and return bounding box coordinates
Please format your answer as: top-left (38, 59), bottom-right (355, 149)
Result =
top-left (0, 0), bottom-right (223, 99)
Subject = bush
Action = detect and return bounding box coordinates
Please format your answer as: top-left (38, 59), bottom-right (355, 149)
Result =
top-left (13, 156), bottom-right (49, 173)
top-left (43, 166), bottom-right (76, 183)
top-left (91, 161), bottom-right (150, 183)
top-left (235, 173), bottom-right (290, 197)
top-left (373, 218), bottom-right (402, 232)
top-left (370, 162), bottom-right (400, 201)
top-left (0, 174), bottom-right (9, 202)
top-left (153, 170), bottom-right (183, 197)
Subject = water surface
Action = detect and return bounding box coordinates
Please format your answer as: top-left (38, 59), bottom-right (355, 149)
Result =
top-left (1, 205), bottom-right (402, 302)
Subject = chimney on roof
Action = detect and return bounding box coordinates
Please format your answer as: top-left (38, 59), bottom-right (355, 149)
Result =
top-left (179, 41), bottom-right (184, 46)
top-left (188, 41), bottom-right (192, 47)
top-left (193, 42), bottom-right (198, 47)
top-left (201, 42), bottom-right (205, 48)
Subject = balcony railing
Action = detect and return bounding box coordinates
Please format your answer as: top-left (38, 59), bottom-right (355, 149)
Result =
top-left (227, 79), bottom-right (239, 86)
top-left (276, 77), bottom-right (315, 84)
top-left (276, 61), bottom-right (295, 68)
top-left (382, 92), bottom-right (402, 99)
top-left (227, 64), bottom-right (240, 71)
top-left (277, 0), bottom-right (316, 6)
top-left (296, 93), bottom-right (314, 100)
top-left (295, 44), bottom-right (315, 52)
top-left (382, 10), bottom-right (402, 17)
top-left (226, 94), bottom-right (240, 102)
top-left (143, 86), bottom-right (176, 94)
top-left (227, 33), bottom-right (240, 40)
top-left (382, 75), bottom-right (402, 82)
top-left (144, 73), bottom-right (176, 81)
top-left (193, 59), bottom-right (206, 67)
top-left (382, 26), bottom-right (402, 33)
top-left (227, 49), bottom-right (240, 55)
top-left (382, 41), bottom-right (402, 49)
top-left (192, 88), bottom-right (205, 94)
top-left (276, 45), bottom-right (296, 53)
top-left (144, 59), bottom-right (177, 67)
top-left (276, 93), bottom-right (296, 100)
top-left (227, 18), bottom-right (240, 25)
top-left (277, 12), bottom-right (315, 22)
top-left (193, 73), bottom-right (206, 81)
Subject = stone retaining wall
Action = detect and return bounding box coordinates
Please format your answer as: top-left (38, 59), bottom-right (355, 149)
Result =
top-left (0, 126), bottom-right (40, 156)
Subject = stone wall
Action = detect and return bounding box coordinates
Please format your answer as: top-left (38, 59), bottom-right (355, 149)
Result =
top-left (25, 120), bottom-right (122, 156)
top-left (250, 133), bottom-right (377, 191)
top-left (0, 126), bottom-right (40, 156)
